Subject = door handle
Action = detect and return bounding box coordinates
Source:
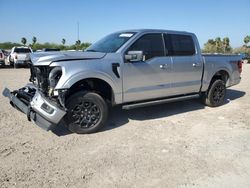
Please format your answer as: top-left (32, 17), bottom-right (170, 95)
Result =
top-left (192, 63), bottom-right (201, 67)
top-left (160, 64), bottom-right (168, 69)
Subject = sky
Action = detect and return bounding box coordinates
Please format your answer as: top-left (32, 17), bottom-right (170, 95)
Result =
top-left (0, 0), bottom-right (249, 48)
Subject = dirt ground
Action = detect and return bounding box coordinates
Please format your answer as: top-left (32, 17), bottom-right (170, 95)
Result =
top-left (0, 65), bottom-right (249, 188)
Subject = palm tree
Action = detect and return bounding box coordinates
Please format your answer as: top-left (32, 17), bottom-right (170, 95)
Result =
top-left (21, 37), bottom-right (27, 46)
top-left (75, 40), bottom-right (81, 50)
top-left (32, 36), bottom-right (37, 45)
top-left (62, 38), bottom-right (66, 45)
top-left (244, 36), bottom-right (250, 46)
top-left (75, 40), bottom-right (81, 45)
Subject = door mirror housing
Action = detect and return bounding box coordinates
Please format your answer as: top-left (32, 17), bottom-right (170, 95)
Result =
top-left (125, 51), bottom-right (144, 62)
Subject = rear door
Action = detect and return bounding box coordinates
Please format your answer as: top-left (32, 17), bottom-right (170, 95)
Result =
top-left (165, 34), bottom-right (203, 95)
top-left (122, 33), bottom-right (173, 103)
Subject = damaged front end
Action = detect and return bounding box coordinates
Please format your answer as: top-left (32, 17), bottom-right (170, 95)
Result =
top-left (2, 63), bottom-right (67, 131)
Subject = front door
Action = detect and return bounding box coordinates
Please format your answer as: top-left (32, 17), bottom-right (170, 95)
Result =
top-left (122, 33), bottom-right (173, 103)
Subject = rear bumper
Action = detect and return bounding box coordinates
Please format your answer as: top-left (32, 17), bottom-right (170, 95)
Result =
top-left (2, 85), bottom-right (66, 131)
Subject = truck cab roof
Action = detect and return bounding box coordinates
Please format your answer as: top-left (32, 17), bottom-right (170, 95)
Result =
top-left (116, 29), bottom-right (194, 35)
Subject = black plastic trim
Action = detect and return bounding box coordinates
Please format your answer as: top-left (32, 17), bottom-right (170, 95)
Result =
top-left (112, 63), bottom-right (120, 78)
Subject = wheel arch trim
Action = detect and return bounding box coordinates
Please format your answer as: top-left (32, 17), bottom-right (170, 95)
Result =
top-left (57, 71), bottom-right (122, 104)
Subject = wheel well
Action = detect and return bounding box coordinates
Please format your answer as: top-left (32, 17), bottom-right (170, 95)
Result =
top-left (211, 70), bottom-right (229, 84)
top-left (66, 78), bottom-right (113, 103)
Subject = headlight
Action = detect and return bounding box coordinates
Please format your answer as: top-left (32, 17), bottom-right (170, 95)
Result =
top-left (49, 67), bottom-right (62, 88)
top-left (48, 67), bottom-right (62, 96)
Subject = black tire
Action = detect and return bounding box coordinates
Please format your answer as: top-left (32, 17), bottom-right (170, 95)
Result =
top-left (0, 62), bottom-right (5, 68)
top-left (203, 79), bottom-right (226, 107)
top-left (64, 91), bottom-right (108, 134)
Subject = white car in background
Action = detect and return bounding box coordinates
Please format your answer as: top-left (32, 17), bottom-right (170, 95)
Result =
top-left (8, 46), bottom-right (33, 68)
top-left (0, 49), bottom-right (5, 67)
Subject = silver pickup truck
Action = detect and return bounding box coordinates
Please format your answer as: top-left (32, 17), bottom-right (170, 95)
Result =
top-left (2, 29), bottom-right (243, 134)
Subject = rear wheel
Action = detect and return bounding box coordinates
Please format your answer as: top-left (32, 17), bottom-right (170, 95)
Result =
top-left (203, 79), bottom-right (226, 107)
top-left (64, 91), bottom-right (108, 134)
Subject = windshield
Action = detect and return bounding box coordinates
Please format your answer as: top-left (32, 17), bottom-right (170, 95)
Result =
top-left (85, 32), bottom-right (136, 53)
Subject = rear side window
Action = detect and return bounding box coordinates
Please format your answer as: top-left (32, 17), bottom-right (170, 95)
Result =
top-left (166, 34), bottom-right (195, 56)
top-left (129, 34), bottom-right (165, 60)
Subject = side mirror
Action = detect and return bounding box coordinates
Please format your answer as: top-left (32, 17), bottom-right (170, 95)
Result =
top-left (125, 51), bottom-right (144, 62)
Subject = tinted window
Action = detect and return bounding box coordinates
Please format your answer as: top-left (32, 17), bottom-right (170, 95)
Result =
top-left (129, 34), bottom-right (165, 60)
top-left (14, 48), bottom-right (31, 53)
top-left (167, 34), bottom-right (195, 56)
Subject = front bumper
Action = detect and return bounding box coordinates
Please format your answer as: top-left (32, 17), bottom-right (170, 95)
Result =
top-left (2, 85), bottom-right (66, 131)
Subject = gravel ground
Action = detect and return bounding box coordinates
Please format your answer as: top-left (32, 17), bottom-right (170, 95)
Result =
top-left (0, 65), bottom-right (249, 188)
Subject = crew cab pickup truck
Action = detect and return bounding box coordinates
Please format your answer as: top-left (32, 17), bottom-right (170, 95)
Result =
top-left (2, 29), bottom-right (242, 134)
top-left (8, 46), bottom-right (33, 68)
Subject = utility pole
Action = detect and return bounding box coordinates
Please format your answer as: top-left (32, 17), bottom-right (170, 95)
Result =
top-left (77, 21), bottom-right (79, 41)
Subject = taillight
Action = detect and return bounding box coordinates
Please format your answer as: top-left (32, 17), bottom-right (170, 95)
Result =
top-left (15, 54), bottom-right (18, 59)
top-left (0, 53), bottom-right (2, 58)
top-left (238, 60), bottom-right (243, 73)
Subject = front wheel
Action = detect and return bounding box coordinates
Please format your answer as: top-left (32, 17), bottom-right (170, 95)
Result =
top-left (64, 91), bottom-right (108, 134)
top-left (203, 79), bottom-right (226, 107)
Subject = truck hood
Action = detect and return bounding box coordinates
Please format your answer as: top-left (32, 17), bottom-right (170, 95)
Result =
top-left (30, 51), bottom-right (106, 66)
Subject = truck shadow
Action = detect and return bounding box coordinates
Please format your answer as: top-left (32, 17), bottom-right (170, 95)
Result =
top-left (225, 89), bottom-right (246, 102)
top-left (52, 89), bottom-right (245, 136)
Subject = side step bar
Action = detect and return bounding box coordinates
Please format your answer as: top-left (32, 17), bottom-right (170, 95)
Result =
top-left (122, 94), bottom-right (200, 110)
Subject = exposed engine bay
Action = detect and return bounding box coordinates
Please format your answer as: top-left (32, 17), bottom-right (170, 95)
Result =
top-left (28, 64), bottom-right (67, 108)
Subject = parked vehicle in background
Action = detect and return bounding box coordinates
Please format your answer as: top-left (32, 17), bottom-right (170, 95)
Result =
top-left (242, 53), bottom-right (250, 63)
top-left (0, 49), bottom-right (5, 67)
top-left (8, 46), bottom-right (33, 68)
top-left (3, 29), bottom-right (243, 134)
top-left (1, 49), bottom-right (10, 58)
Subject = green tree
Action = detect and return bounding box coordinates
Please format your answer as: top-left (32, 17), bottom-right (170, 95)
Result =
top-left (203, 37), bottom-right (232, 53)
top-left (62, 38), bottom-right (66, 45)
top-left (80, 42), bottom-right (91, 50)
top-left (21, 37), bottom-right (27, 46)
top-left (222, 37), bottom-right (231, 53)
top-left (203, 39), bottom-right (216, 53)
top-left (233, 46), bottom-right (250, 56)
top-left (244, 36), bottom-right (250, 46)
top-left (215, 37), bottom-right (223, 52)
top-left (0, 40), bottom-right (91, 51)
top-left (32, 36), bottom-right (37, 45)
